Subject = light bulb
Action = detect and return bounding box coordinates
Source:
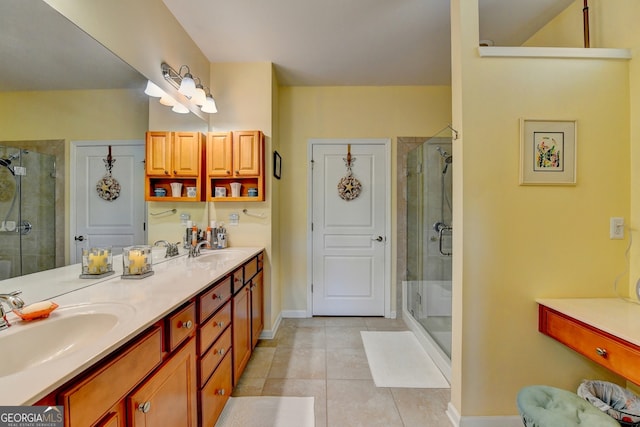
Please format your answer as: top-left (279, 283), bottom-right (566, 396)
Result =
top-left (172, 103), bottom-right (189, 114)
top-left (193, 86), bottom-right (207, 106)
top-left (159, 95), bottom-right (176, 106)
top-left (144, 80), bottom-right (165, 97)
top-left (178, 73), bottom-right (196, 97)
top-left (201, 95), bottom-right (218, 113)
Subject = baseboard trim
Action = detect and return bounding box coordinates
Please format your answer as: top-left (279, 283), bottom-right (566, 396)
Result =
top-left (447, 403), bottom-right (522, 427)
top-left (259, 312), bottom-right (283, 340)
top-left (281, 310), bottom-right (308, 318)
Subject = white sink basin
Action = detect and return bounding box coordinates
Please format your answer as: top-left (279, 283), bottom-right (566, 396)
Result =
top-left (0, 303), bottom-right (135, 378)
top-left (193, 249), bottom-right (246, 263)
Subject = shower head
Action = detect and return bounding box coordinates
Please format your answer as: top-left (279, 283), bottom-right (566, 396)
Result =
top-left (436, 146), bottom-right (453, 174)
top-left (0, 150), bottom-right (26, 176)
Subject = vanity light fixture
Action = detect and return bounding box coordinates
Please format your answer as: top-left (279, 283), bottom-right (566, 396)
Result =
top-left (160, 63), bottom-right (218, 114)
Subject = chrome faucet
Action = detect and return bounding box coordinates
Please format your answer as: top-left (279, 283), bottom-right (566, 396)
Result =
top-left (189, 240), bottom-right (210, 258)
top-left (154, 240), bottom-right (179, 258)
top-left (0, 291), bottom-right (25, 330)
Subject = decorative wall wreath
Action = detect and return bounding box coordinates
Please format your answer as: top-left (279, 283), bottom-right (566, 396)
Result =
top-left (337, 144), bottom-right (362, 201)
top-left (96, 146), bottom-right (121, 201)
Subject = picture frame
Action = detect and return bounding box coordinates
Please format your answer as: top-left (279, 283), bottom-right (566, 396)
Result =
top-left (520, 119), bottom-right (577, 185)
top-left (273, 151), bottom-right (282, 179)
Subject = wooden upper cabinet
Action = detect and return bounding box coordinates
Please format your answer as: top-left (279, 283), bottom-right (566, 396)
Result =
top-left (145, 132), bottom-right (202, 177)
top-left (232, 131), bottom-right (262, 177)
top-left (206, 132), bottom-right (233, 177)
top-left (173, 132), bottom-right (202, 177)
top-left (145, 132), bottom-right (172, 176)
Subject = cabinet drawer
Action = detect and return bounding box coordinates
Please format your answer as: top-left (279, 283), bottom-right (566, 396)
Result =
top-left (199, 276), bottom-right (232, 322)
top-left (199, 301), bottom-right (231, 355)
top-left (244, 256), bottom-right (258, 283)
top-left (168, 302), bottom-right (197, 352)
top-left (199, 352), bottom-right (232, 427)
top-left (232, 266), bottom-right (244, 294)
top-left (200, 327), bottom-right (232, 386)
top-left (60, 326), bottom-right (163, 427)
top-left (539, 305), bottom-right (640, 384)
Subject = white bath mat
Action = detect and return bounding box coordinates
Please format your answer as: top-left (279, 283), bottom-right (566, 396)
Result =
top-left (215, 396), bottom-right (314, 427)
top-left (361, 331), bottom-right (449, 388)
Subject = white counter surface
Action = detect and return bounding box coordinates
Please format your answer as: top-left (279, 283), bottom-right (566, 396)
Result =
top-left (536, 297), bottom-right (640, 347)
top-left (0, 246), bottom-right (263, 405)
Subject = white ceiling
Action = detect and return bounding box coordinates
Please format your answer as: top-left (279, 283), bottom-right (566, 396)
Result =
top-left (0, 0), bottom-right (574, 91)
top-left (163, 0), bottom-right (575, 86)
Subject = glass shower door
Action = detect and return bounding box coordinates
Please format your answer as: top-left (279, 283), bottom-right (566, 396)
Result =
top-left (406, 135), bottom-right (453, 359)
top-left (0, 145), bottom-right (56, 278)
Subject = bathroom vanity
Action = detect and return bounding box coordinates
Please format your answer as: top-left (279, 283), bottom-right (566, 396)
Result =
top-left (538, 298), bottom-right (640, 385)
top-left (0, 246), bottom-right (264, 426)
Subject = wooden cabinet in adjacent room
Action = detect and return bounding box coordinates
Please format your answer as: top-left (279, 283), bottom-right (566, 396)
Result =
top-left (145, 131), bottom-right (204, 201)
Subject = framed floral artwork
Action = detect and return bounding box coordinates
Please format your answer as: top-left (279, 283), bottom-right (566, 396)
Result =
top-left (520, 119), bottom-right (577, 185)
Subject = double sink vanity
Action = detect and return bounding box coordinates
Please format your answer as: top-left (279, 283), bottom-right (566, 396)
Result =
top-left (0, 246), bottom-right (264, 426)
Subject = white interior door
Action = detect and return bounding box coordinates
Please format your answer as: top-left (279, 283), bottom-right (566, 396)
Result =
top-left (71, 141), bottom-right (146, 263)
top-left (310, 140), bottom-right (390, 316)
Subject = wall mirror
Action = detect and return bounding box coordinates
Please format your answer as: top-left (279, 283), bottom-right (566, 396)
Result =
top-left (0, 0), bottom-right (204, 293)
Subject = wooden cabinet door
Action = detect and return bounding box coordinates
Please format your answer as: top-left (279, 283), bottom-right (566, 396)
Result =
top-left (232, 284), bottom-right (251, 385)
top-left (251, 270), bottom-right (264, 349)
top-left (145, 132), bottom-right (172, 176)
top-left (128, 339), bottom-right (198, 427)
top-left (172, 132), bottom-right (202, 177)
top-left (232, 131), bottom-right (262, 177)
top-left (206, 132), bottom-right (233, 177)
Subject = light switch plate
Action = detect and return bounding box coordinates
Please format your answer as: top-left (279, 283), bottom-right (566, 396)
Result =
top-left (610, 217), bottom-right (624, 239)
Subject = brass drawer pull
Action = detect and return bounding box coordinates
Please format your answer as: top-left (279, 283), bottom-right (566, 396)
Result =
top-left (216, 389), bottom-right (226, 396)
top-left (216, 321), bottom-right (225, 328)
top-left (217, 348), bottom-right (226, 356)
top-left (595, 347), bottom-right (608, 358)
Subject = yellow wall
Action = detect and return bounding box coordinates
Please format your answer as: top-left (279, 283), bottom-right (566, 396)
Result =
top-left (451, 0), bottom-right (631, 417)
top-left (524, 0), bottom-right (640, 301)
top-left (0, 89), bottom-right (147, 141)
top-left (278, 86), bottom-right (451, 313)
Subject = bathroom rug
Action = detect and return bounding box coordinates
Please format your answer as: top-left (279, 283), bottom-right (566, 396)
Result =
top-left (215, 396), bottom-right (314, 427)
top-left (361, 330), bottom-right (449, 388)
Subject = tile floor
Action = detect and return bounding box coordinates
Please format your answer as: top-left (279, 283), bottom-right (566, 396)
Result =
top-left (233, 316), bottom-right (451, 427)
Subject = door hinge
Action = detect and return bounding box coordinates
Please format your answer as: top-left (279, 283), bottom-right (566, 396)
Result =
top-left (143, 222), bottom-right (146, 231)
top-left (311, 223), bottom-right (313, 231)
top-left (311, 283), bottom-right (313, 293)
top-left (310, 159), bottom-right (314, 169)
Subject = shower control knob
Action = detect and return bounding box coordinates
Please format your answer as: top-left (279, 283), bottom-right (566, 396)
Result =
top-left (74, 235), bottom-right (85, 242)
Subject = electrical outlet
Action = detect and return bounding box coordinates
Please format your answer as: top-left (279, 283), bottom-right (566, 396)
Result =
top-left (610, 217), bottom-right (624, 239)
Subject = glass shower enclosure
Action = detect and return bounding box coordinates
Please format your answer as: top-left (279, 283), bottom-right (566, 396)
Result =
top-left (404, 130), bottom-right (453, 375)
top-left (0, 145), bottom-right (56, 279)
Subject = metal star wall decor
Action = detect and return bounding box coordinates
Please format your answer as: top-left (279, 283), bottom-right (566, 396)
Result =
top-left (337, 144), bottom-right (362, 201)
top-left (96, 146), bottom-right (121, 201)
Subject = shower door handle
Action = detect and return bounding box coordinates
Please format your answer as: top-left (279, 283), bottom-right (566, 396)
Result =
top-left (74, 235), bottom-right (85, 242)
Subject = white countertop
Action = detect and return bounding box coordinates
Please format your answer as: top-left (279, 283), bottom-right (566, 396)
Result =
top-left (0, 246), bottom-right (263, 405)
top-left (536, 297), bottom-right (640, 347)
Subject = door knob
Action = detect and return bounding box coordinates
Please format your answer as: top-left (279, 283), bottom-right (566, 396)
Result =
top-left (372, 236), bottom-right (384, 242)
top-left (74, 235), bottom-right (85, 242)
